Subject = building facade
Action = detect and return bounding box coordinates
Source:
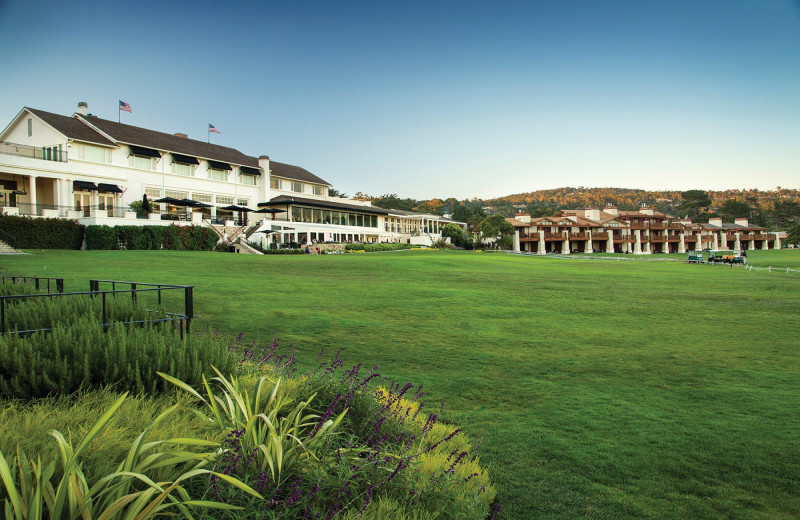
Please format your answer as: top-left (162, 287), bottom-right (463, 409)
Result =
top-left (0, 103), bottom-right (461, 247)
top-left (507, 206), bottom-right (782, 254)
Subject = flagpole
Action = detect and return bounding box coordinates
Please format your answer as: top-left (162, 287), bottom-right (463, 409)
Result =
top-left (118, 105), bottom-right (121, 124)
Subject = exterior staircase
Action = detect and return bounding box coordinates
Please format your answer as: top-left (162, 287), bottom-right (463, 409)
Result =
top-left (0, 239), bottom-right (22, 254)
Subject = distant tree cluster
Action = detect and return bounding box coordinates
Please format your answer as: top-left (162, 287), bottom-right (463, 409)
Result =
top-left (344, 187), bottom-right (800, 231)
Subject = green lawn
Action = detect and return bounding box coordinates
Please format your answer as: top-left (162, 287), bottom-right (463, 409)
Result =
top-left (2, 249), bottom-right (799, 519)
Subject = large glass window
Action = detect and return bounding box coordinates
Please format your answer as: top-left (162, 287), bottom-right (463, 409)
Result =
top-left (349, 214), bottom-right (356, 226)
top-left (313, 185), bottom-right (325, 196)
top-left (240, 174), bottom-right (257, 186)
top-left (292, 207), bottom-right (302, 221)
top-left (237, 198), bottom-right (249, 207)
top-left (291, 181), bottom-right (303, 193)
top-left (193, 193), bottom-right (212, 203)
top-left (216, 196), bottom-right (234, 205)
top-left (270, 178), bottom-right (282, 189)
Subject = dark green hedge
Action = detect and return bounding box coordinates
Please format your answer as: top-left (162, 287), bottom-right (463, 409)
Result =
top-left (0, 215), bottom-right (84, 249)
top-left (87, 225), bottom-right (219, 251)
top-left (345, 243), bottom-right (416, 252)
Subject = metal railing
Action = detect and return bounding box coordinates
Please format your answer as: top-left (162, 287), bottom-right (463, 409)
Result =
top-left (0, 279), bottom-right (193, 337)
top-left (1, 275), bottom-right (64, 293)
top-left (7, 203), bottom-right (131, 218)
top-left (0, 140), bottom-right (68, 162)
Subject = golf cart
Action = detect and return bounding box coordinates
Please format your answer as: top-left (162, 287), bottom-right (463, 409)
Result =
top-left (686, 251), bottom-right (704, 264)
top-left (706, 249), bottom-right (746, 265)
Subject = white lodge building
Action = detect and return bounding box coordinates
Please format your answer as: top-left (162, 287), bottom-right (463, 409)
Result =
top-left (0, 104), bottom-right (460, 247)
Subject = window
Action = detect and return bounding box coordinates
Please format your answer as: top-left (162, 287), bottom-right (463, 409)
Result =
top-left (291, 181), bottom-right (303, 193)
top-left (41, 144), bottom-right (63, 161)
top-left (144, 187), bottom-right (162, 198)
top-left (172, 162), bottom-right (194, 177)
top-left (216, 196), bottom-right (234, 205)
top-left (240, 174), bottom-right (257, 186)
top-left (76, 144), bottom-right (111, 163)
top-left (237, 198), bottom-right (249, 207)
top-left (208, 168), bottom-right (228, 182)
top-left (270, 177), bottom-right (282, 189)
top-left (313, 185), bottom-right (325, 196)
top-left (27, 118), bottom-right (32, 137)
top-left (193, 193), bottom-right (212, 203)
top-left (130, 154), bottom-right (157, 170)
top-left (165, 190), bottom-right (188, 200)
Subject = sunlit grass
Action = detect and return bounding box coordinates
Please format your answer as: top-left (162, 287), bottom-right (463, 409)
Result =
top-left (2, 249), bottom-right (799, 519)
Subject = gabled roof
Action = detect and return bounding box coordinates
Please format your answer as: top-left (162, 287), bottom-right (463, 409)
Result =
top-left (270, 161), bottom-right (330, 186)
top-left (505, 218), bottom-right (528, 228)
top-left (76, 114), bottom-right (260, 168)
top-left (25, 108), bottom-right (116, 146)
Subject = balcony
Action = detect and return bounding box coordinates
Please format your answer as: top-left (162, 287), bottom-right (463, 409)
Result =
top-left (569, 232), bottom-right (590, 240)
top-left (519, 233), bottom-right (539, 241)
top-left (592, 232), bottom-right (609, 240)
top-left (684, 235), bottom-right (698, 242)
top-left (752, 234), bottom-right (770, 240)
top-left (613, 236), bottom-right (635, 242)
top-left (649, 223), bottom-right (666, 230)
top-left (667, 224), bottom-right (683, 230)
top-left (0, 141), bottom-right (68, 162)
top-left (649, 236), bottom-right (668, 242)
top-left (544, 232), bottom-right (566, 240)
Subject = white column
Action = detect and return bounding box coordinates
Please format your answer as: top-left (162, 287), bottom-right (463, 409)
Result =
top-left (607, 232), bottom-right (613, 253)
top-left (634, 230), bottom-right (642, 254)
top-left (720, 231), bottom-right (727, 249)
top-left (562, 236), bottom-right (570, 254)
top-left (513, 230), bottom-right (520, 252)
top-left (734, 233), bottom-right (741, 251)
top-left (749, 236), bottom-right (755, 250)
top-left (678, 234), bottom-right (685, 254)
top-left (712, 233), bottom-right (719, 250)
top-left (775, 234), bottom-right (782, 249)
top-left (28, 175), bottom-right (37, 216)
top-left (762, 238), bottom-right (769, 250)
top-left (538, 230), bottom-right (545, 254)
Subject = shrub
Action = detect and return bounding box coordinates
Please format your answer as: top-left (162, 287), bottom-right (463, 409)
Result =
top-left (345, 243), bottom-right (415, 252)
top-left (84, 224), bottom-right (118, 250)
top-left (115, 225), bottom-right (150, 249)
top-left (0, 214), bottom-right (84, 249)
top-left (261, 248), bottom-right (304, 254)
top-left (0, 393), bottom-right (260, 519)
top-left (176, 225), bottom-right (218, 251)
top-left (0, 314), bottom-right (235, 399)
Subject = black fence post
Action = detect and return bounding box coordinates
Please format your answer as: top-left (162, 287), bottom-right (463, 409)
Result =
top-left (1, 298), bottom-right (5, 334)
top-left (184, 286), bottom-right (193, 335)
top-left (102, 292), bottom-right (107, 330)
top-left (35, 278), bottom-right (40, 291)
top-left (57, 278), bottom-right (64, 293)
top-left (131, 283), bottom-right (137, 304)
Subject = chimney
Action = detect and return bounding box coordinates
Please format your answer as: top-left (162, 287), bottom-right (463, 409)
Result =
top-left (735, 218), bottom-right (749, 227)
top-left (77, 102), bottom-right (88, 115)
top-left (640, 206), bottom-right (653, 216)
top-left (585, 207), bottom-right (600, 221)
top-left (708, 217), bottom-right (723, 227)
top-left (174, 132), bottom-right (188, 138)
top-left (515, 212), bottom-right (531, 224)
top-left (604, 204), bottom-right (618, 216)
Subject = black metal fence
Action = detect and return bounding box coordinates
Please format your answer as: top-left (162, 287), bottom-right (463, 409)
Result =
top-left (0, 274), bottom-right (64, 293)
top-left (0, 278), bottom-right (193, 338)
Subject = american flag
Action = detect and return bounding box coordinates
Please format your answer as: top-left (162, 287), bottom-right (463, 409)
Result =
top-left (119, 100), bottom-right (132, 113)
top-left (208, 124), bottom-right (221, 134)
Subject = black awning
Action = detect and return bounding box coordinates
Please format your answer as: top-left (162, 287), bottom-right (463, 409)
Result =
top-left (240, 166), bottom-right (262, 176)
top-left (98, 183), bottom-right (123, 193)
top-left (128, 145), bottom-right (162, 159)
top-left (208, 160), bottom-right (232, 171)
top-left (0, 179), bottom-right (17, 191)
top-left (73, 180), bottom-right (99, 192)
top-left (171, 153), bottom-right (199, 165)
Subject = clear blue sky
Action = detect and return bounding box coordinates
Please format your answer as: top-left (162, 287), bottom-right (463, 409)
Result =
top-left (1, 0), bottom-right (798, 200)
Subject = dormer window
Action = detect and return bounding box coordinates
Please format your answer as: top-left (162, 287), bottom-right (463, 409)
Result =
top-left (171, 153), bottom-right (198, 177)
top-left (239, 166), bottom-right (261, 186)
top-left (270, 178), bottom-right (282, 189)
top-left (291, 181), bottom-right (303, 193)
top-left (313, 185), bottom-right (325, 196)
top-left (207, 160), bottom-right (231, 182)
top-left (128, 145), bottom-right (161, 171)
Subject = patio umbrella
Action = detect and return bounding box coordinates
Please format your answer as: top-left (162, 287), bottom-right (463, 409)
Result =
top-left (219, 204), bottom-right (253, 212)
top-left (152, 197), bottom-right (182, 204)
